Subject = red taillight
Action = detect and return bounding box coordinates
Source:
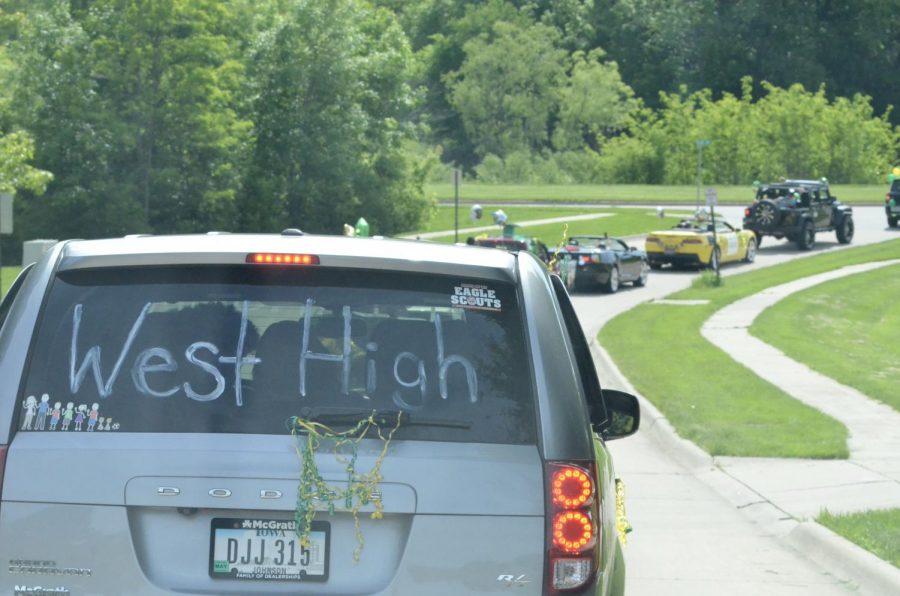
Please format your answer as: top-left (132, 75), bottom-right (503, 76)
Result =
top-left (579, 255), bottom-right (590, 265)
top-left (744, 207), bottom-right (751, 217)
top-left (551, 466), bottom-right (593, 508)
top-left (552, 511), bottom-right (595, 552)
top-left (546, 462), bottom-right (599, 592)
top-left (246, 253), bottom-right (320, 265)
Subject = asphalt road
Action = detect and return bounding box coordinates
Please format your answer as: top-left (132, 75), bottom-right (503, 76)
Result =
top-left (570, 206), bottom-right (898, 595)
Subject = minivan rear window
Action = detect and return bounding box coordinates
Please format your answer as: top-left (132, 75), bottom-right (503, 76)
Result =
top-left (18, 266), bottom-right (536, 444)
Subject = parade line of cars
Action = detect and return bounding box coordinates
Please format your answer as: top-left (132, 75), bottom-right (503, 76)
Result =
top-left (470, 178), bottom-right (871, 293)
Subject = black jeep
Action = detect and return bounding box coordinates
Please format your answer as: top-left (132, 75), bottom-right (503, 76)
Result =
top-left (742, 179), bottom-right (854, 250)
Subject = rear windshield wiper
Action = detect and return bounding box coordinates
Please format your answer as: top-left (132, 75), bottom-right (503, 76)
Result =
top-left (288, 407), bottom-right (471, 431)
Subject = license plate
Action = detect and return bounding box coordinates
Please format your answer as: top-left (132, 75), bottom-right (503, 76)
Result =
top-left (209, 518), bottom-right (329, 582)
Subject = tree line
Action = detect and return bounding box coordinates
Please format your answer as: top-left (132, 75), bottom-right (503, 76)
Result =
top-left (0, 0), bottom-right (898, 256)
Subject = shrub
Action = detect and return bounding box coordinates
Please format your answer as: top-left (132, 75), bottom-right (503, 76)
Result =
top-left (596, 135), bottom-right (665, 184)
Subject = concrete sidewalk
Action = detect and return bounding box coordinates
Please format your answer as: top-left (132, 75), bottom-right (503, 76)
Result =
top-left (599, 259), bottom-right (900, 595)
top-left (703, 259), bottom-right (900, 499)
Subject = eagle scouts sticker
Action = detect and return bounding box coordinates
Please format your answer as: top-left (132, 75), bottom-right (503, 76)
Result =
top-left (450, 283), bottom-right (502, 312)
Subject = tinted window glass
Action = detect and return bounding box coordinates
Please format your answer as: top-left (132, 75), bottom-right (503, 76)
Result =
top-left (549, 275), bottom-right (607, 429)
top-left (19, 266), bottom-right (536, 443)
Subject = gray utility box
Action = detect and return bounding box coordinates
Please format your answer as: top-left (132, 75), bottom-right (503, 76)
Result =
top-left (22, 239), bottom-right (58, 266)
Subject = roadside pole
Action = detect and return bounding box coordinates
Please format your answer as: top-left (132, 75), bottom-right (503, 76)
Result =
top-left (706, 187), bottom-right (720, 283)
top-left (695, 139), bottom-right (711, 211)
top-left (453, 169), bottom-right (461, 244)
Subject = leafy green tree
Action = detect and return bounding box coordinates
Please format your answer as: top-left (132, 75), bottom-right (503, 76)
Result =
top-left (446, 20), bottom-right (567, 158)
top-left (553, 49), bottom-right (636, 151)
top-left (8, 4), bottom-right (133, 240)
top-left (241, 0), bottom-right (432, 236)
top-left (84, 0), bottom-right (251, 233)
top-left (591, 0), bottom-right (900, 128)
top-left (10, 0), bottom-right (250, 239)
top-left (599, 78), bottom-right (897, 184)
top-left (590, 0), bottom-right (700, 109)
top-left (412, 0), bottom-right (529, 169)
top-left (511, 0), bottom-right (595, 51)
top-left (0, 39), bottom-right (50, 196)
top-left (0, 131), bottom-right (52, 195)
top-left (816, 0), bottom-right (900, 126)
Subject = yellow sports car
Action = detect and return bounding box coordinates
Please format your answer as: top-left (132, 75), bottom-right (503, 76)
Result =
top-left (645, 216), bottom-right (757, 269)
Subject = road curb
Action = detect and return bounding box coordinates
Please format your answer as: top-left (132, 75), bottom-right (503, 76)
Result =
top-left (589, 339), bottom-right (711, 471)
top-left (785, 521), bottom-right (900, 596)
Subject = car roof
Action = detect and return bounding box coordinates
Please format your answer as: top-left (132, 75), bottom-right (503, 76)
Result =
top-left (53, 232), bottom-right (520, 283)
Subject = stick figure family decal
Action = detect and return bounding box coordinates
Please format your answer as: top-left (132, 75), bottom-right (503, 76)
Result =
top-left (21, 394), bottom-right (118, 432)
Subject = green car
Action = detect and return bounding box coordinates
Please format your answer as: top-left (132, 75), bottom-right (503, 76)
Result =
top-left (470, 224), bottom-right (552, 265)
top-left (886, 178), bottom-right (900, 228)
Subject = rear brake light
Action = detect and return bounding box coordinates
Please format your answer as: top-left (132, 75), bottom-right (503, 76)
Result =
top-left (744, 207), bottom-right (751, 217)
top-left (551, 466), bottom-right (593, 508)
top-left (552, 510), bottom-right (595, 552)
top-left (246, 253), bottom-right (320, 265)
top-left (546, 462), bottom-right (599, 592)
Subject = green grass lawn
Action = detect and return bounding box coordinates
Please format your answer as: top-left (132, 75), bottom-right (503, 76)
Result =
top-left (751, 265), bottom-right (900, 413)
top-left (418, 206), bottom-right (694, 245)
top-left (1, 266), bottom-right (21, 298)
top-left (599, 237), bottom-right (900, 458)
top-left (427, 183), bottom-right (887, 206)
top-left (818, 509), bottom-right (900, 569)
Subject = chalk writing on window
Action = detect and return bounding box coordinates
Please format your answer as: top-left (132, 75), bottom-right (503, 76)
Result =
top-left (68, 299), bottom-right (478, 409)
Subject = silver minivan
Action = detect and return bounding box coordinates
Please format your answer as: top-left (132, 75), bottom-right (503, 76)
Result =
top-left (0, 232), bottom-right (638, 595)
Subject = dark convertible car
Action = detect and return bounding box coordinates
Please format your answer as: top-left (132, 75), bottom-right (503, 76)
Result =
top-left (554, 235), bottom-right (649, 293)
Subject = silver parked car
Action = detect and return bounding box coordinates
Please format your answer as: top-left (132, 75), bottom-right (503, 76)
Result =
top-left (0, 232), bottom-right (639, 595)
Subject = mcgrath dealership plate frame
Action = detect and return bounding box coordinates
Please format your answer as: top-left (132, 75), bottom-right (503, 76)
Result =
top-left (209, 518), bottom-right (330, 582)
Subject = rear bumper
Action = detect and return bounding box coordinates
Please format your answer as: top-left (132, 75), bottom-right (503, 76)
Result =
top-left (647, 252), bottom-right (703, 267)
top-left (572, 264), bottom-right (612, 288)
top-left (0, 502), bottom-right (547, 595)
top-left (743, 222), bottom-right (781, 235)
